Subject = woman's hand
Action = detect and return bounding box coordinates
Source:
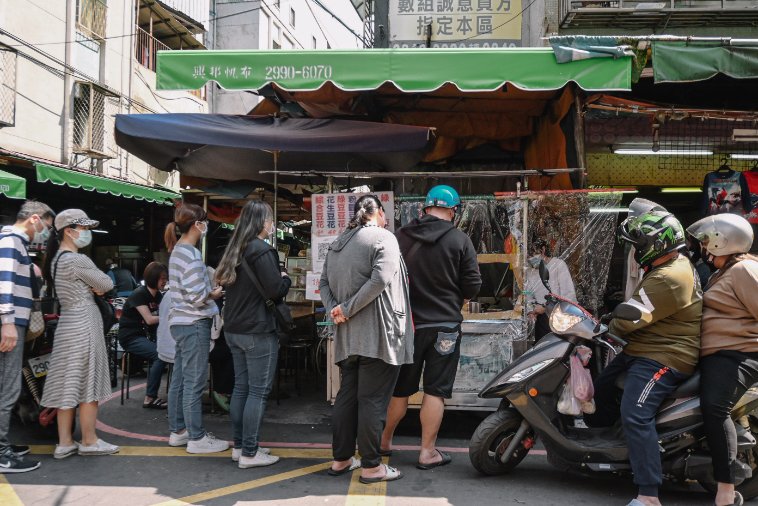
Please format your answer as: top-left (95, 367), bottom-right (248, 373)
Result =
top-left (331, 305), bottom-right (348, 324)
top-left (208, 286), bottom-right (224, 300)
top-left (92, 288), bottom-right (105, 296)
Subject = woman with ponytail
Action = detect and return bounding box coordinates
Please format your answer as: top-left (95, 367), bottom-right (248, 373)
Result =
top-left (215, 200), bottom-right (289, 469)
top-left (319, 195), bottom-right (414, 483)
top-left (164, 203), bottom-right (228, 454)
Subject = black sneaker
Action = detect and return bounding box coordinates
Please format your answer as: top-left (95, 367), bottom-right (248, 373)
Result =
top-left (0, 451), bottom-right (41, 473)
top-left (11, 445), bottom-right (30, 457)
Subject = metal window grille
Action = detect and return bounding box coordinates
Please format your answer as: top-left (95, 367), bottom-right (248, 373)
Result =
top-left (0, 47), bottom-right (17, 127)
top-left (135, 26), bottom-right (170, 72)
top-left (72, 82), bottom-right (117, 159)
top-left (363, 0), bottom-right (374, 48)
top-left (77, 0), bottom-right (107, 40)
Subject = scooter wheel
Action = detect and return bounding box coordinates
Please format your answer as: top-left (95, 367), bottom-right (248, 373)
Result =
top-left (469, 408), bottom-right (532, 476)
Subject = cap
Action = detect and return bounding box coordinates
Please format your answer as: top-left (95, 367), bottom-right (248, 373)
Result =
top-left (54, 209), bottom-right (100, 230)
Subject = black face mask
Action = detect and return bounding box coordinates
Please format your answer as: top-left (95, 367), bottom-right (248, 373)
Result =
top-left (689, 244), bottom-right (702, 263)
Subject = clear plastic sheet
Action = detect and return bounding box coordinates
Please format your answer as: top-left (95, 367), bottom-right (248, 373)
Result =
top-left (454, 320), bottom-right (522, 393)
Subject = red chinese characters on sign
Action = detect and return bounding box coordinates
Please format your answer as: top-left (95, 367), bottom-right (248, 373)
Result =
top-left (312, 191), bottom-right (394, 238)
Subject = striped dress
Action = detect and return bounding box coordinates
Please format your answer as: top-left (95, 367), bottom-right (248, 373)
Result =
top-left (41, 251), bottom-right (114, 409)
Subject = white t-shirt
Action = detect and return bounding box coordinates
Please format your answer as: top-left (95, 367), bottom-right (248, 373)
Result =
top-left (525, 257), bottom-right (577, 305)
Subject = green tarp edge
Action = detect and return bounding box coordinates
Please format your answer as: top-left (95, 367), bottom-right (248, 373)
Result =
top-left (35, 163), bottom-right (180, 205)
top-left (653, 42), bottom-right (758, 83)
top-left (157, 48), bottom-right (632, 92)
top-left (0, 169), bottom-right (26, 200)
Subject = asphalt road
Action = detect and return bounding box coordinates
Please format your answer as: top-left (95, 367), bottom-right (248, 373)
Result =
top-left (2, 378), bottom-right (719, 506)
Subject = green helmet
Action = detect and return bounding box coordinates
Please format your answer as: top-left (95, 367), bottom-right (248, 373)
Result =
top-left (618, 210), bottom-right (686, 268)
top-left (424, 185), bottom-right (460, 210)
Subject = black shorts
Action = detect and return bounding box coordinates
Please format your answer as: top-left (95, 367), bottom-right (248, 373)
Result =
top-left (393, 325), bottom-right (462, 399)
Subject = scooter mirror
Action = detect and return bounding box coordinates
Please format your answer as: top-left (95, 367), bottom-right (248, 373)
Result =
top-left (612, 303), bottom-right (642, 322)
top-left (538, 260), bottom-right (550, 286)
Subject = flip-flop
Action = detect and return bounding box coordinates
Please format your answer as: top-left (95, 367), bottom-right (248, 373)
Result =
top-left (327, 457), bottom-right (361, 476)
top-left (378, 448), bottom-right (393, 457)
top-left (416, 450), bottom-right (452, 470)
top-left (358, 464), bottom-right (403, 484)
top-left (143, 398), bottom-right (168, 409)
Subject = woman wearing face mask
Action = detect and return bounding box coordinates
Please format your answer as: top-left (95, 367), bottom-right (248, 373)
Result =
top-left (41, 209), bottom-right (118, 458)
top-left (215, 201), bottom-right (289, 469)
top-left (164, 203), bottom-right (227, 454)
top-left (524, 239), bottom-right (577, 340)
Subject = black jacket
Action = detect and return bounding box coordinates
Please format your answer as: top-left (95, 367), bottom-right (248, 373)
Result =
top-left (222, 238), bottom-right (291, 335)
top-left (397, 215), bottom-right (481, 325)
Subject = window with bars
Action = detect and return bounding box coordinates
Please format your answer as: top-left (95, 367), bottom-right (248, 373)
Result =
top-left (72, 82), bottom-right (117, 159)
top-left (0, 47), bottom-right (17, 127)
top-left (77, 0), bottom-right (107, 40)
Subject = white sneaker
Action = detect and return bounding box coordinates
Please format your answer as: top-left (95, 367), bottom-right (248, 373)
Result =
top-left (239, 452), bottom-right (280, 468)
top-left (78, 439), bottom-right (119, 456)
top-left (169, 431), bottom-right (189, 447)
top-left (54, 443), bottom-right (79, 460)
top-left (186, 433), bottom-right (229, 454)
top-left (232, 447), bottom-right (271, 461)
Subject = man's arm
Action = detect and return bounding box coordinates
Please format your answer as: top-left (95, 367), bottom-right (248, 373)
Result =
top-left (0, 236), bottom-right (20, 352)
top-left (459, 239), bottom-right (482, 300)
top-left (610, 273), bottom-right (682, 336)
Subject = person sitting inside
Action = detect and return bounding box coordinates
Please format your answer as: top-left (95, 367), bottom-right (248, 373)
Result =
top-left (525, 239), bottom-right (577, 340)
top-left (105, 258), bottom-right (138, 298)
top-left (117, 262), bottom-right (168, 409)
top-left (584, 210), bottom-right (702, 506)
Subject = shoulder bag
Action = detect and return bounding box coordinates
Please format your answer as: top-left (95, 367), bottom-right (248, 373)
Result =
top-left (54, 251), bottom-right (116, 336)
top-left (239, 254), bottom-right (297, 339)
top-left (25, 264), bottom-right (45, 341)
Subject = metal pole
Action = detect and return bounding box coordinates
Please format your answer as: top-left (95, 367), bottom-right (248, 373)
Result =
top-left (273, 151), bottom-right (279, 248)
top-left (201, 195), bottom-right (208, 262)
top-left (522, 194), bottom-right (530, 345)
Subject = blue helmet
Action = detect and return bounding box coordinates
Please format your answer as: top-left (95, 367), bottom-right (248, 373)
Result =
top-left (424, 185), bottom-right (460, 209)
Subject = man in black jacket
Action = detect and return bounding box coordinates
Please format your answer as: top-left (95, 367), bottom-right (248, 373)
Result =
top-left (380, 185), bottom-right (481, 469)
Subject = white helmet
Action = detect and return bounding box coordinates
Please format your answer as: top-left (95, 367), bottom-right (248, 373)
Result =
top-left (686, 214), bottom-right (754, 257)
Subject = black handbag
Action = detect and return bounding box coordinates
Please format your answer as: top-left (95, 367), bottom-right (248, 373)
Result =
top-left (54, 251), bottom-right (116, 335)
top-left (239, 255), bottom-right (297, 337)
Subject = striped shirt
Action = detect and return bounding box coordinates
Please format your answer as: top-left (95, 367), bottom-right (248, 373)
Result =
top-left (168, 243), bottom-right (217, 326)
top-left (0, 226), bottom-right (33, 327)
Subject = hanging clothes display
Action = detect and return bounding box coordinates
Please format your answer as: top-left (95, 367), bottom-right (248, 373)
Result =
top-left (743, 169), bottom-right (758, 225)
top-left (700, 167), bottom-right (752, 217)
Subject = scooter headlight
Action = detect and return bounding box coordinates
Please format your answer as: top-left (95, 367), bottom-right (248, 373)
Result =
top-left (504, 359), bottom-right (555, 383)
top-left (550, 305), bottom-right (585, 333)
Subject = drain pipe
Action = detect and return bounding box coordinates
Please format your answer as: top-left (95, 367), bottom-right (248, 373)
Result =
top-left (61, 0), bottom-right (76, 166)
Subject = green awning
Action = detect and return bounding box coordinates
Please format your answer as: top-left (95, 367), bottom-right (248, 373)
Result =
top-left (35, 163), bottom-right (180, 205)
top-left (0, 169), bottom-right (26, 199)
top-left (157, 48), bottom-right (632, 93)
top-left (653, 42), bottom-right (758, 83)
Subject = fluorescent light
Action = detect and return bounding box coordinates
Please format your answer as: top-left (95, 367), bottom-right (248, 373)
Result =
top-left (660, 187), bottom-right (702, 193)
top-left (590, 208), bottom-right (630, 213)
top-left (613, 148), bottom-right (713, 156)
top-left (730, 154), bottom-right (758, 160)
top-left (591, 189), bottom-right (639, 195)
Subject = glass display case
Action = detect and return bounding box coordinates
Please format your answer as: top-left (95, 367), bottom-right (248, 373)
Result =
top-left (285, 256), bottom-right (309, 304)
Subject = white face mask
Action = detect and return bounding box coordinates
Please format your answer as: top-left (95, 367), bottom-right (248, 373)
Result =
top-left (197, 221), bottom-right (208, 239)
top-left (72, 229), bottom-right (92, 248)
top-left (266, 221), bottom-right (276, 238)
top-left (33, 219), bottom-right (50, 245)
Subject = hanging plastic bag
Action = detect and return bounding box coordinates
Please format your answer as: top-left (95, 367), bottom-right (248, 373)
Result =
top-left (557, 381), bottom-right (581, 416)
top-left (571, 348), bottom-right (595, 402)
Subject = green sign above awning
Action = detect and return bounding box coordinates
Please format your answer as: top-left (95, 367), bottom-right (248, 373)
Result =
top-left (653, 42), bottom-right (758, 83)
top-left (35, 163), bottom-right (180, 205)
top-left (0, 169), bottom-right (26, 200)
top-left (157, 48), bottom-right (632, 93)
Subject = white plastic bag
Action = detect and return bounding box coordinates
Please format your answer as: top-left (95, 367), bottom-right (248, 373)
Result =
top-left (557, 382), bottom-right (581, 416)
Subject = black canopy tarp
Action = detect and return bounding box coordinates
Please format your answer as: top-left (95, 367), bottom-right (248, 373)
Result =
top-left (114, 114), bottom-right (435, 183)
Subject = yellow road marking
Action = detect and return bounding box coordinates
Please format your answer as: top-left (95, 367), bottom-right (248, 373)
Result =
top-left (345, 456), bottom-right (388, 506)
top-left (28, 445), bottom-right (332, 459)
top-left (152, 461), bottom-right (332, 506)
top-left (0, 475), bottom-right (24, 506)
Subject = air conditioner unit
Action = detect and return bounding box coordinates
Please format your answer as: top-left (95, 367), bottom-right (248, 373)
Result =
top-left (72, 81), bottom-right (115, 159)
top-left (732, 129), bottom-right (758, 142)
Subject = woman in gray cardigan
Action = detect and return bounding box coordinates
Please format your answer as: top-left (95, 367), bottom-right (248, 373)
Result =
top-left (320, 195), bottom-right (414, 484)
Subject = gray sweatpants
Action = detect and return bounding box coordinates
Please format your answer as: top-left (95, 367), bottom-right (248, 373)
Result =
top-left (0, 325), bottom-right (25, 452)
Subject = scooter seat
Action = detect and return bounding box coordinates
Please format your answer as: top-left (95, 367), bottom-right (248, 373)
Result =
top-left (613, 371), bottom-right (700, 398)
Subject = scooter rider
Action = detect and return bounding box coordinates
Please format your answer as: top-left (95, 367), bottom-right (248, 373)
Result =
top-left (584, 210), bottom-right (702, 506)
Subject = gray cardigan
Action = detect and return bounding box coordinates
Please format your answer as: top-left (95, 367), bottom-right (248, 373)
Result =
top-left (319, 225), bottom-right (414, 366)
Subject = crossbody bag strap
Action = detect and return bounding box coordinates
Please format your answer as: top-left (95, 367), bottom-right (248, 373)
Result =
top-left (239, 256), bottom-right (276, 311)
top-left (52, 250), bottom-right (72, 299)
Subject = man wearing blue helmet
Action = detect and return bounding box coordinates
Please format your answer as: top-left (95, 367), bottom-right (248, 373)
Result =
top-left (381, 185), bottom-right (481, 470)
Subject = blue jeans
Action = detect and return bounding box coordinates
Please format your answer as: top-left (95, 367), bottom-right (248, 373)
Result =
top-left (585, 353), bottom-right (687, 498)
top-left (121, 336), bottom-right (165, 399)
top-left (226, 332), bottom-right (278, 457)
top-left (168, 319), bottom-right (211, 441)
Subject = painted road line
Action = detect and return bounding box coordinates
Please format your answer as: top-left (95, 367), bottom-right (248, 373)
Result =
top-left (0, 475), bottom-right (24, 506)
top-left (27, 445), bottom-right (334, 459)
top-left (345, 456), bottom-right (389, 506)
top-left (153, 461), bottom-right (332, 506)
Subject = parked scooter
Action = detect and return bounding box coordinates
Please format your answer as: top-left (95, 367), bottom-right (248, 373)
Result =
top-left (468, 261), bottom-right (758, 499)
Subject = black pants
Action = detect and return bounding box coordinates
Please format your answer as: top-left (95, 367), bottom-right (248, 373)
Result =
top-left (701, 350), bottom-right (758, 484)
top-left (209, 336), bottom-right (235, 395)
top-left (332, 355), bottom-right (400, 469)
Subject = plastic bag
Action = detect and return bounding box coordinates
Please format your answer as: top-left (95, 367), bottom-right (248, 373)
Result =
top-left (557, 382), bottom-right (582, 416)
top-left (571, 349), bottom-right (594, 402)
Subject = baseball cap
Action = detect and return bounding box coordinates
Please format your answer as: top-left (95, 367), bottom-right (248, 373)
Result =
top-left (54, 209), bottom-right (100, 230)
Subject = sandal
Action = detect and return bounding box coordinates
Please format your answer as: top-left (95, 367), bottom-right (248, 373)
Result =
top-left (416, 449), bottom-right (452, 470)
top-left (327, 457), bottom-right (361, 476)
top-left (358, 464), bottom-right (403, 484)
top-left (143, 398), bottom-right (168, 409)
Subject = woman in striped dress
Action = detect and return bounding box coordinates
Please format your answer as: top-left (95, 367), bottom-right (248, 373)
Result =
top-left (165, 204), bottom-right (228, 454)
top-left (41, 209), bottom-right (118, 459)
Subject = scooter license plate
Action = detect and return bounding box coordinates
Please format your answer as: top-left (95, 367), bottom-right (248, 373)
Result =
top-left (28, 354), bottom-right (52, 378)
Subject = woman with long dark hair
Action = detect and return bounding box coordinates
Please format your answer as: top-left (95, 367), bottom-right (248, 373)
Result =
top-left (319, 195), bottom-right (414, 483)
top-left (164, 203), bottom-right (227, 454)
top-left (215, 200), bottom-right (289, 468)
top-left (41, 209), bottom-right (117, 458)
